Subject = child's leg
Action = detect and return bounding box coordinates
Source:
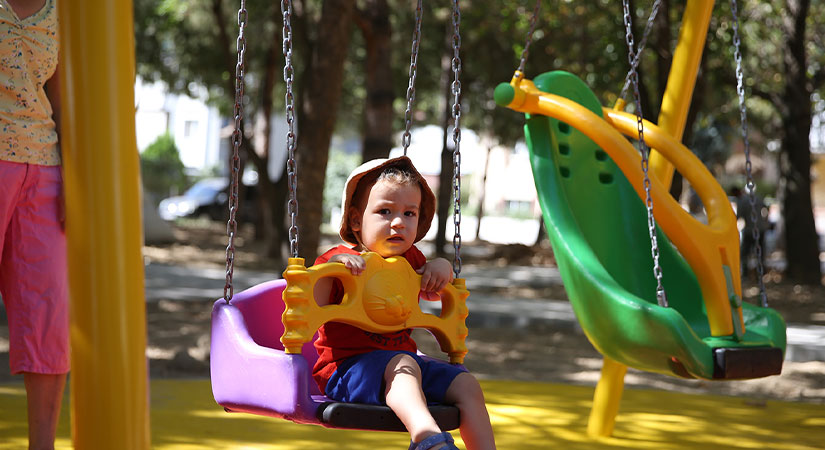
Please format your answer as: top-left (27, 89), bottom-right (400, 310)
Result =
top-left (444, 373), bottom-right (496, 450)
top-left (383, 353), bottom-right (443, 444)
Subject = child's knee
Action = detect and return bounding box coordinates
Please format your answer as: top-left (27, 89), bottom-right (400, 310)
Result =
top-left (384, 353), bottom-right (422, 380)
top-left (445, 372), bottom-right (484, 403)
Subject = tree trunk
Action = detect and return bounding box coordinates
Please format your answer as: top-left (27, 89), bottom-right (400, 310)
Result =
top-left (213, 0), bottom-right (276, 255)
top-left (356, 0), bottom-right (394, 162)
top-left (296, 0), bottom-right (356, 263)
top-left (780, 0), bottom-right (819, 283)
top-left (436, 29), bottom-right (454, 258)
top-left (534, 218), bottom-right (547, 248)
top-left (255, 14), bottom-right (285, 263)
top-left (474, 145), bottom-right (491, 240)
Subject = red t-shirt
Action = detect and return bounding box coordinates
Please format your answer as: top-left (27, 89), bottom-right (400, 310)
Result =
top-left (312, 245), bottom-right (427, 393)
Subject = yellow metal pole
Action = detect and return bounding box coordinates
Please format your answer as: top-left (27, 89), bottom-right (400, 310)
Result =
top-left (58, 1), bottom-right (150, 449)
top-left (587, 357), bottom-right (629, 438)
top-left (649, 0), bottom-right (715, 188)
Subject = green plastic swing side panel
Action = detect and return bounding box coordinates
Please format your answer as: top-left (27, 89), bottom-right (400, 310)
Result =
top-left (522, 71), bottom-right (786, 379)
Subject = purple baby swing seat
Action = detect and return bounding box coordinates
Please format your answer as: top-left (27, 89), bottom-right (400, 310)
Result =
top-left (210, 279), bottom-right (461, 431)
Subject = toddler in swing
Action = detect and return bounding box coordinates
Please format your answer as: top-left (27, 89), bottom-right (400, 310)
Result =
top-left (312, 156), bottom-right (496, 450)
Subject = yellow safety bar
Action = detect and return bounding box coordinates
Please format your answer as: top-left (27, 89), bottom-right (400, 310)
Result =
top-left (282, 253), bottom-right (470, 364)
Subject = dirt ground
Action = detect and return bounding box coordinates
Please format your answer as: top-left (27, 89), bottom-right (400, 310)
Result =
top-left (2, 222), bottom-right (824, 405)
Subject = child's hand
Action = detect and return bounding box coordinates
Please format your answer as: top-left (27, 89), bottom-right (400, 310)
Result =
top-left (329, 253), bottom-right (366, 275)
top-left (415, 258), bottom-right (454, 301)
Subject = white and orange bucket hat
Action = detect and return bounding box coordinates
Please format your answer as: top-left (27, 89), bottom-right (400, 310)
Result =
top-left (339, 156), bottom-right (436, 246)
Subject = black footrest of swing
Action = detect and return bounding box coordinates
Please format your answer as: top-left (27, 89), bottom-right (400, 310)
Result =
top-left (318, 401), bottom-right (460, 432)
top-left (712, 347), bottom-right (784, 380)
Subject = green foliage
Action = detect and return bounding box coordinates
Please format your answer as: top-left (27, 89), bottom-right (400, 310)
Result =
top-left (134, 0), bottom-right (283, 116)
top-left (323, 149), bottom-right (361, 223)
top-left (133, 0), bottom-right (825, 238)
top-left (133, 0), bottom-right (824, 153)
top-left (140, 133), bottom-right (187, 201)
top-left (689, 115), bottom-right (734, 168)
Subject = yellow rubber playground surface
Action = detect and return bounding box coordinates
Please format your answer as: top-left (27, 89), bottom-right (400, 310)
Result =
top-left (1, 379), bottom-right (822, 449)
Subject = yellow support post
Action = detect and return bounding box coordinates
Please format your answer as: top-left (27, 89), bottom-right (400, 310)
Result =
top-left (649, 0), bottom-right (715, 187)
top-left (58, 1), bottom-right (150, 449)
top-left (587, 357), bottom-right (629, 438)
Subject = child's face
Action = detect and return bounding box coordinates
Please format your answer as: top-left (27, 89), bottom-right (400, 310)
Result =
top-left (350, 179), bottom-right (421, 258)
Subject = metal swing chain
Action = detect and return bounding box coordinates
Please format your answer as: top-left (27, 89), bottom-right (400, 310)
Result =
top-left (401, 0), bottom-right (424, 155)
top-left (623, 0), bottom-right (668, 307)
top-left (224, 0), bottom-right (248, 303)
top-left (450, 0), bottom-right (463, 277)
top-left (619, 0), bottom-right (663, 101)
top-left (730, 0), bottom-right (767, 307)
top-left (516, 0), bottom-right (541, 76)
top-left (282, 0), bottom-right (299, 258)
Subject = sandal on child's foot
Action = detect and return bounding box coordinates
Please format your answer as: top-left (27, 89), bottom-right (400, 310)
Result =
top-left (408, 431), bottom-right (459, 450)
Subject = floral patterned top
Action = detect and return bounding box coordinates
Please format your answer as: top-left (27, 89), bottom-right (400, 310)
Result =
top-left (0, 0), bottom-right (60, 166)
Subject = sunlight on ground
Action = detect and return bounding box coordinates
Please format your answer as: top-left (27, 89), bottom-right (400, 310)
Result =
top-left (0, 380), bottom-right (823, 449)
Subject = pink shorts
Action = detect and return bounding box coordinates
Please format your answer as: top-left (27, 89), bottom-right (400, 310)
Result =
top-left (0, 160), bottom-right (69, 375)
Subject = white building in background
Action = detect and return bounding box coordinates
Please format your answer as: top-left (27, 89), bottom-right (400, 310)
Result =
top-left (135, 82), bottom-right (544, 244)
top-left (135, 77), bottom-right (292, 182)
top-left (134, 78), bottom-right (224, 172)
top-left (387, 124), bottom-right (540, 218)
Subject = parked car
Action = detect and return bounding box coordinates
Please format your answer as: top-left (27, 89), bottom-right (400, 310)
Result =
top-left (158, 177), bottom-right (259, 222)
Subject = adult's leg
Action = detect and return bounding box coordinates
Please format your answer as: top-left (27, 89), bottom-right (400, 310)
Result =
top-left (383, 353), bottom-right (443, 445)
top-left (444, 373), bottom-right (496, 450)
top-left (24, 372), bottom-right (67, 450)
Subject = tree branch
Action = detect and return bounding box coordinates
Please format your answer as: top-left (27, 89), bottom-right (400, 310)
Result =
top-left (242, 138), bottom-right (266, 170)
top-left (212, 0), bottom-right (236, 96)
top-left (750, 86), bottom-right (779, 105)
top-left (352, 6), bottom-right (369, 33)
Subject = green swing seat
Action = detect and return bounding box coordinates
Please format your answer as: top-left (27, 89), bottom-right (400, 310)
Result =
top-left (504, 71), bottom-right (786, 380)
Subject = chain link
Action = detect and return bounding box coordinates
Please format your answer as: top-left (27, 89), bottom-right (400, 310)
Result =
top-left (282, 0), bottom-right (299, 258)
top-left (517, 0), bottom-right (541, 76)
top-left (401, 0), bottom-right (423, 155)
top-left (623, 0), bottom-right (668, 307)
top-left (619, 0), bottom-right (662, 101)
top-left (730, 0), bottom-right (767, 307)
top-left (224, 0), bottom-right (248, 302)
top-left (450, 0), bottom-right (463, 277)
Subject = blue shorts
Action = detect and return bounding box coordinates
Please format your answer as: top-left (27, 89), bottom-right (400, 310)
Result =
top-left (325, 350), bottom-right (467, 405)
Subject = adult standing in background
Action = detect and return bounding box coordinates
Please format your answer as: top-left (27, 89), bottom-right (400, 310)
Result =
top-left (0, 0), bottom-right (68, 448)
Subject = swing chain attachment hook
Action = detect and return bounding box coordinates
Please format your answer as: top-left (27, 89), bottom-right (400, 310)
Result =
top-left (401, 0), bottom-right (424, 156)
top-left (283, 0), bottom-right (299, 258)
top-left (623, 0), bottom-right (668, 307)
top-left (730, 0), bottom-right (767, 307)
top-left (224, 0), bottom-right (248, 303)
